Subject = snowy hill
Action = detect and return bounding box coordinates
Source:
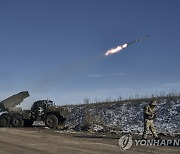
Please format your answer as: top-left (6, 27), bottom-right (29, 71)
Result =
top-left (64, 97), bottom-right (180, 133)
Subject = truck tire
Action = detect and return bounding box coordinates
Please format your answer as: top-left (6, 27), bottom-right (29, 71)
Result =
top-left (11, 115), bottom-right (24, 127)
top-left (45, 114), bottom-right (58, 128)
top-left (24, 120), bottom-right (34, 127)
top-left (0, 115), bottom-right (10, 127)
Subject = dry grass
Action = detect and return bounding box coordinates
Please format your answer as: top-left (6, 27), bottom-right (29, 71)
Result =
top-left (62, 92), bottom-right (180, 108)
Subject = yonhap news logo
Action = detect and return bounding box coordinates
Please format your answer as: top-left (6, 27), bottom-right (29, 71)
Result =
top-left (118, 134), bottom-right (133, 151)
top-left (119, 134), bottom-right (180, 151)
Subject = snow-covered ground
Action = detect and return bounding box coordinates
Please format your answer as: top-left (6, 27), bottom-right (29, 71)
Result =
top-left (65, 98), bottom-right (180, 133)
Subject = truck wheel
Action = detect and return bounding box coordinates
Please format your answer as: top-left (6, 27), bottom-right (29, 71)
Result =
top-left (0, 115), bottom-right (10, 127)
top-left (24, 120), bottom-right (34, 127)
top-left (45, 114), bottom-right (58, 128)
top-left (11, 115), bottom-right (24, 127)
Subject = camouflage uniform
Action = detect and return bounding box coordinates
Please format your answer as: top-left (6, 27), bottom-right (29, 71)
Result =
top-left (142, 101), bottom-right (159, 139)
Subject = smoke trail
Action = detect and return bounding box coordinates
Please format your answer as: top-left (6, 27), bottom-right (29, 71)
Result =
top-left (27, 53), bottom-right (105, 92)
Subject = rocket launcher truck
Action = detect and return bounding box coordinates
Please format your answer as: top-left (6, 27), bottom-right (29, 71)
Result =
top-left (0, 91), bottom-right (67, 128)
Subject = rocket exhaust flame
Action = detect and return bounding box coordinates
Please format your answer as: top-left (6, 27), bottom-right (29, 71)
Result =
top-left (105, 43), bottom-right (128, 56)
top-left (105, 35), bottom-right (149, 56)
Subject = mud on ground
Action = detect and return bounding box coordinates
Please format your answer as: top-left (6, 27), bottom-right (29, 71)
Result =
top-left (0, 127), bottom-right (179, 154)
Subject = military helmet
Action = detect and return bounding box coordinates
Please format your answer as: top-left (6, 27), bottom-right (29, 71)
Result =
top-left (149, 100), bottom-right (157, 106)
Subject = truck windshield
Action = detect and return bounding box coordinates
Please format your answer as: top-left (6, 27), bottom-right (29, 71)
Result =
top-left (47, 101), bottom-right (54, 107)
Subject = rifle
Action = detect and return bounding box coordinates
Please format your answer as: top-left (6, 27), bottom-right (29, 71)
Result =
top-left (155, 98), bottom-right (174, 122)
top-left (156, 98), bottom-right (172, 113)
top-left (148, 98), bottom-right (172, 119)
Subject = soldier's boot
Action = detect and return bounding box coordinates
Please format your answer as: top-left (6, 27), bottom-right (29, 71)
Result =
top-left (153, 133), bottom-right (160, 140)
top-left (142, 133), bottom-right (147, 140)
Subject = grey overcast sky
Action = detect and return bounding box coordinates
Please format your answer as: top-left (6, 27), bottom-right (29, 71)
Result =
top-left (0, 0), bottom-right (180, 107)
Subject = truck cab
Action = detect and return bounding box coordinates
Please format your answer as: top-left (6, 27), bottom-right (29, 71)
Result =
top-left (31, 100), bottom-right (67, 128)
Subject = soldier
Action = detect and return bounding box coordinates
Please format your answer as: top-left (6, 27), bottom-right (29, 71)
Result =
top-left (142, 100), bottom-right (160, 139)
